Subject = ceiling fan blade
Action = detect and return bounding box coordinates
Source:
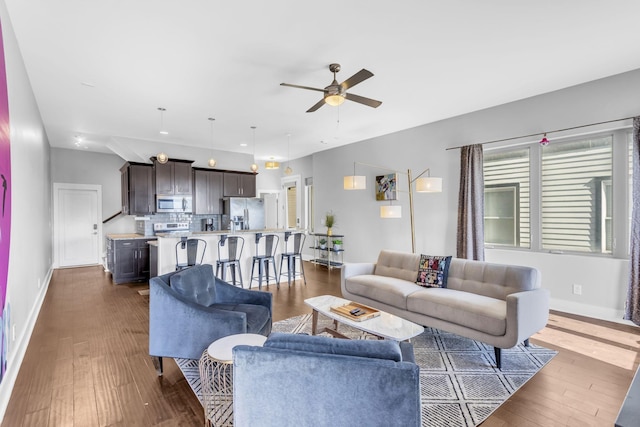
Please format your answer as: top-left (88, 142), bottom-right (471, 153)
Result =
top-left (280, 83), bottom-right (326, 93)
top-left (345, 93), bottom-right (382, 108)
top-left (340, 69), bottom-right (374, 90)
top-left (306, 98), bottom-right (326, 113)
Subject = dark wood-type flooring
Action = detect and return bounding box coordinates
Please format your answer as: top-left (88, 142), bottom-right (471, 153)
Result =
top-left (2, 264), bottom-right (639, 426)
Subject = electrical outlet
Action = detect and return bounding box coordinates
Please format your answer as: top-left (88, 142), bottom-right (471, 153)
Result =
top-left (572, 284), bottom-right (582, 295)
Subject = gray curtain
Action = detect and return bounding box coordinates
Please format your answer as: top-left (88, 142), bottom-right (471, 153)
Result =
top-left (624, 117), bottom-right (640, 325)
top-left (457, 144), bottom-right (485, 260)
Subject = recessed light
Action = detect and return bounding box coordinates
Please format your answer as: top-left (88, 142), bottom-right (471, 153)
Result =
top-left (240, 143), bottom-right (248, 147)
top-left (159, 130), bottom-right (169, 135)
top-left (81, 82), bottom-right (96, 87)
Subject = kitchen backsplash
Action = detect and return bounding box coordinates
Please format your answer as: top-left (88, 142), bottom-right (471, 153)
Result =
top-left (135, 214), bottom-right (221, 236)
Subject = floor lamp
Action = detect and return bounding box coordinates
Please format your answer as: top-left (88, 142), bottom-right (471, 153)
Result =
top-left (344, 162), bottom-right (442, 253)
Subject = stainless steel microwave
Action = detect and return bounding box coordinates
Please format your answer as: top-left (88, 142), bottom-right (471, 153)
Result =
top-left (156, 195), bottom-right (192, 213)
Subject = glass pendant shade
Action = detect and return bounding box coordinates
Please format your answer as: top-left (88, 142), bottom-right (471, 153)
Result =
top-left (285, 166), bottom-right (293, 175)
top-left (208, 158), bottom-right (217, 168)
top-left (250, 163), bottom-right (258, 172)
top-left (416, 177), bottom-right (442, 193)
top-left (343, 175), bottom-right (366, 190)
top-left (157, 152), bottom-right (169, 164)
top-left (380, 205), bottom-right (402, 218)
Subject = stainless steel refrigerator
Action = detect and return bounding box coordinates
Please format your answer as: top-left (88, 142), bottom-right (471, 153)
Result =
top-left (222, 198), bottom-right (265, 231)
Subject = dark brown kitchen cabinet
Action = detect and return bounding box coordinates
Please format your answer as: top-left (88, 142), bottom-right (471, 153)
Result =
top-left (223, 172), bottom-right (256, 197)
top-left (120, 162), bottom-right (154, 215)
top-left (154, 159), bottom-right (193, 195)
top-left (107, 237), bottom-right (156, 284)
top-left (193, 169), bottom-right (223, 214)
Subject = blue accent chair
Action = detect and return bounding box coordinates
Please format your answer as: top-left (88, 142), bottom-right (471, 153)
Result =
top-left (149, 264), bottom-right (272, 375)
top-left (233, 333), bottom-right (421, 426)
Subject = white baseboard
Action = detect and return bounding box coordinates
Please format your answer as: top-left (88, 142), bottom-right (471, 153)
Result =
top-left (550, 297), bottom-right (636, 326)
top-left (0, 267), bottom-right (53, 423)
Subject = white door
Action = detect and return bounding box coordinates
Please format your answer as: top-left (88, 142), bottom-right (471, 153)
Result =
top-left (54, 183), bottom-right (102, 267)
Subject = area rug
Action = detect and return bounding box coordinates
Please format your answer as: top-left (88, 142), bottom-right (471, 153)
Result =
top-left (176, 313), bottom-right (557, 427)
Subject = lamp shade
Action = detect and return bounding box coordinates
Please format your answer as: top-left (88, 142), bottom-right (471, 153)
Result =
top-left (343, 175), bottom-right (366, 190)
top-left (265, 161), bottom-right (280, 169)
top-left (380, 205), bottom-right (402, 218)
top-left (416, 177), bottom-right (442, 192)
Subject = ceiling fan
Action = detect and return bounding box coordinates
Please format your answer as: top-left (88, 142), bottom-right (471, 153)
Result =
top-left (281, 63), bottom-right (382, 113)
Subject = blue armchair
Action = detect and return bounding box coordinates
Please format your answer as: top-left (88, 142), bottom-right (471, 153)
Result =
top-left (149, 264), bottom-right (272, 375)
top-left (233, 333), bottom-right (421, 426)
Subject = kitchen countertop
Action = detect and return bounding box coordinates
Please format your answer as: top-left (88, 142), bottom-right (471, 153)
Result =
top-left (107, 233), bottom-right (157, 240)
top-left (154, 229), bottom-right (305, 238)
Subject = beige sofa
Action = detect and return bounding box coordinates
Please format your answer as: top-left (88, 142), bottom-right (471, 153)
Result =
top-left (341, 250), bottom-right (549, 368)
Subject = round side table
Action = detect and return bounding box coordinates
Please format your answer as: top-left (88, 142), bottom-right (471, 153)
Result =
top-left (198, 333), bottom-right (267, 427)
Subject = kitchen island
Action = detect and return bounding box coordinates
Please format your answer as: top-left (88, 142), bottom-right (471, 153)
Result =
top-left (153, 229), bottom-right (306, 287)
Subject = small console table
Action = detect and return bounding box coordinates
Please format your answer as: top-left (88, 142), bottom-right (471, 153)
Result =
top-left (199, 333), bottom-right (267, 426)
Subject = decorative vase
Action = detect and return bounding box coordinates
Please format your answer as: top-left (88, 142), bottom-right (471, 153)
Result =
top-left (327, 227), bottom-right (332, 236)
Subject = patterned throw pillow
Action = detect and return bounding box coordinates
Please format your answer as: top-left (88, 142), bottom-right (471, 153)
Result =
top-left (416, 255), bottom-right (452, 288)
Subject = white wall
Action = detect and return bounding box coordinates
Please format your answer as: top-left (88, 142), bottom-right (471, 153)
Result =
top-left (0, 0), bottom-right (53, 419)
top-left (311, 68), bottom-right (640, 324)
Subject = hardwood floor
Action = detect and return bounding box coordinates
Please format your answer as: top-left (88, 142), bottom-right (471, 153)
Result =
top-left (2, 264), bottom-right (639, 426)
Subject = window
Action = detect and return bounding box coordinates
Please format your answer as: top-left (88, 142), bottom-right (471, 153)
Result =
top-left (541, 136), bottom-right (612, 253)
top-left (483, 149), bottom-right (530, 248)
top-left (483, 131), bottom-right (630, 257)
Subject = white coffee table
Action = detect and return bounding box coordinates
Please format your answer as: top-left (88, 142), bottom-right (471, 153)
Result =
top-left (304, 295), bottom-right (424, 341)
top-left (199, 333), bottom-right (267, 427)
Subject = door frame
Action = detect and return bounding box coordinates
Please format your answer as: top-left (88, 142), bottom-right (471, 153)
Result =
top-left (281, 174), bottom-right (302, 229)
top-left (53, 183), bottom-right (103, 268)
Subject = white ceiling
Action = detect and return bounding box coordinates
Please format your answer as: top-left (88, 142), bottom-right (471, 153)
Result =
top-left (5, 0), bottom-right (640, 167)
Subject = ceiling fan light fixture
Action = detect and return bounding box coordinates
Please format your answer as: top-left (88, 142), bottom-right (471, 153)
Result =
top-left (325, 93), bottom-right (346, 107)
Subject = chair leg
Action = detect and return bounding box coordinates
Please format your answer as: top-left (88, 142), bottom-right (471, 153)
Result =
top-left (249, 260), bottom-right (256, 289)
top-left (494, 347), bottom-right (502, 369)
top-left (237, 261), bottom-right (243, 288)
top-left (298, 255), bottom-right (306, 285)
top-left (152, 356), bottom-right (163, 376)
top-left (523, 338), bottom-right (530, 347)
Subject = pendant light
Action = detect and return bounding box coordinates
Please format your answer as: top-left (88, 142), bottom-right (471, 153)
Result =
top-left (156, 107), bottom-right (169, 164)
top-left (250, 126), bottom-right (258, 173)
top-left (207, 117), bottom-right (217, 168)
top-left (285, 133), bottom-right (293, 175)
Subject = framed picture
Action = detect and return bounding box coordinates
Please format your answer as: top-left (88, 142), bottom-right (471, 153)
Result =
top-left (375, 173), bottom-right (397, 201)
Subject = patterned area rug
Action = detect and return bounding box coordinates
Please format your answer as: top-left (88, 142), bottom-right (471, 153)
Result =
top-left (176, 313), bottom-right (556, 427)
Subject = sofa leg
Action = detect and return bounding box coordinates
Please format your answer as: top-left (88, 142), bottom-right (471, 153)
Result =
top-left (152, 356), bottom-right (163, 376)
top-left (494, 347), bottom-right (502, 369)
top-left (524, 338), bottom-right (530, 347)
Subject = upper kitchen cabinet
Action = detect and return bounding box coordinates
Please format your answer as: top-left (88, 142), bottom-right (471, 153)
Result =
top-left (223, 172), bottom-right (256, 197)
top-left (153, 158), bottom-right (194, 196)
top-left (193, 168), bottom-right (223, 214)
top-left (120, 162), bottom-right (154, 215)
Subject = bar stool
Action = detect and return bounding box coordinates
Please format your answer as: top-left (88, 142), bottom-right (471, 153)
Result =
top-left (215, 235), bottom-right (245, 287)
top-left (175, 237), bottom-right (207, 271)
top-left (279, 231), bottom-right (306, 286)
top-left (250, 233), bottom-right (279, 289)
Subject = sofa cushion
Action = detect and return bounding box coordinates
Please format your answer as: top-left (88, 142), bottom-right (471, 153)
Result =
top-left (416, 254), bottom-right (452, 288)
top-left (213, 303), bottom-right (271, 333)
top-left (374, 250), bottom-right (421, 282)
top-left (264, 332), bottom-right (404, 361)
top-left (170, 265), bottom-right (216, 307)
top-left (345, 274), bottom-right (422, 309)
top-left (407, 289), bottom-right (507, 336)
